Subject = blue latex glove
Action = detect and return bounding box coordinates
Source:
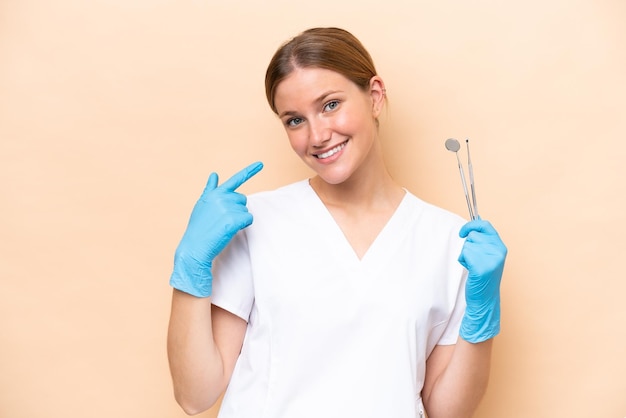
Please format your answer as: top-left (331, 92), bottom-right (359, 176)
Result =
top-left (169, 162), bottom-right (263, 297)
top-left (458, 219), bottom-right (507, 343)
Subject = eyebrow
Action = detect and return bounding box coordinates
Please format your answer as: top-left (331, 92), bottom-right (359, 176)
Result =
top-left (278, 90), bottom-right (341, 118)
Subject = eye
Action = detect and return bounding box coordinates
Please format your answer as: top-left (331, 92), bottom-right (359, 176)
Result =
top-left (323, 100), bottom-right (340, 112)
top-left (286, 117), bottom-right (304, 127)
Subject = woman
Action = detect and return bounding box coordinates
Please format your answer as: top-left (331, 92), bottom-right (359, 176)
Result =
top-left (167, 27), bottom-right (507, 418)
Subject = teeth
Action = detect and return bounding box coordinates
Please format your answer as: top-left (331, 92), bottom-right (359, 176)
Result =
top-left (316, 142), bottom-right (346, 159)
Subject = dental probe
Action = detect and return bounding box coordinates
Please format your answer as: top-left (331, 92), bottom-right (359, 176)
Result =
top-left (466, 138), bottom-right (479, 219)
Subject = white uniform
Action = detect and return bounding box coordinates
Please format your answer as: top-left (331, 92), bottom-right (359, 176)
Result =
top-left (212, 180), bottom-right (467, 418)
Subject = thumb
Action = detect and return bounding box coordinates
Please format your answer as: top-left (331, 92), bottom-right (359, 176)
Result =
top-left (202, 172), bottom-right (219, 196)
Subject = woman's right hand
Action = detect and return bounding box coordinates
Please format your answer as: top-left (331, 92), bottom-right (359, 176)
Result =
top-left (169, 161), bottom-right (263, 298)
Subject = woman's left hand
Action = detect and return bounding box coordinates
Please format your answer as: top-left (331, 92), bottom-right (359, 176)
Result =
top-left (457, 219), bottom-right (508, 343)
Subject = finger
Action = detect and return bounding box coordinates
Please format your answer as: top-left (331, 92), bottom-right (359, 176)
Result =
top-left (234, 212), bottom-right (254, 230)
top-left (457, 252), bottom-right (468, 270)
top-left (223, 212), bottom-right (255, 233)
top-left (217, 191), bottom-right (248, 205)
top-left (220, 161), bottom-right (264, 192)
top-left (459, 219), bottom-right (497, 238)
top-left (463, 229), bottom-right (493, 244)
top-left (458, 245), bottom-right (484, 275)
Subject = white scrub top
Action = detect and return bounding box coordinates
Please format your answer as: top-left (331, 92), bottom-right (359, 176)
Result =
top-left (212, 180), bottom-right (467, 418)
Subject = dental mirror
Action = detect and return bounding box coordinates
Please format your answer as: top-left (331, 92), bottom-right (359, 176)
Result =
top-left (445, 137), bottom-right (476, 220)
top-left (445, 138), bottom-right (460, 152)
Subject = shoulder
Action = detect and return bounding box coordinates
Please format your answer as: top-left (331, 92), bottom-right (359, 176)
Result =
top-left (403, 190), bottom-right (466, 231)
top-left (249, 179), bottom-right (309, 200)
top-left (248, 179), bottom-right (308, 205)
top-left (245, 179), bottom-right (311, 217)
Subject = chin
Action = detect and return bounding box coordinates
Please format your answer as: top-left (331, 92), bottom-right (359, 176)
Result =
top-left (314, 166), bottom-right (354, 185)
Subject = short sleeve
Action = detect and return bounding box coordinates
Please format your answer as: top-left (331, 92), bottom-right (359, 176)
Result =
top-left (425, 216), bottom-right (468, 349)
top-left (436, 268), bottom-right (467, 345)
top-left (211, 229), bottom-right (255, 322)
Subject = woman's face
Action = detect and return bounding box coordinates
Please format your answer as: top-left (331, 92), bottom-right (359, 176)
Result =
top-left (273, 67), bottom-right (385, 185)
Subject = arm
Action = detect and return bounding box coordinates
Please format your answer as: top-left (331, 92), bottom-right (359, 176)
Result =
top-left (423, 219), bottom-right (506, 418)
top-left (166, 162), bottom-right (263, 415)
top-left (422, 340), bottom-right (493, 418)
top-left (167, 292), bottom-right (246, 415)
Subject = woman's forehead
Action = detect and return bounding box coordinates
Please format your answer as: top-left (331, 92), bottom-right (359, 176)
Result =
top-left (273, 68), bottom-right (356, 111)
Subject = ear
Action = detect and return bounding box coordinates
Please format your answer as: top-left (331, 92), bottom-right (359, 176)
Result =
top-left (368, 76), bottom-right (386, 118)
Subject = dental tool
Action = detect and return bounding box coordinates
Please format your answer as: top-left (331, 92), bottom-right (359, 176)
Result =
top-left (445, 138), bottom-right (478, 220)
top-left (466, 138), bottom-right (479, 219)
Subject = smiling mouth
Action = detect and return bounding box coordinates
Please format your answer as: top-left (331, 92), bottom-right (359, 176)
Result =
top-left (313, 140), bottom-right (348, 159)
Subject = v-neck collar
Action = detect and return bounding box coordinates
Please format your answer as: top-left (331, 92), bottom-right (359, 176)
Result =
top-left (300, 180), bottom-right (414, 270)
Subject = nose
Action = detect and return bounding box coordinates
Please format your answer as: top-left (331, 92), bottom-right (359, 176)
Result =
top-left (308, 118), bottom-right (331, 148)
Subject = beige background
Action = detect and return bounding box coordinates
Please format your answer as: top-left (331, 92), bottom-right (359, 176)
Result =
top-left (1, 0), bottom-right (625, 417)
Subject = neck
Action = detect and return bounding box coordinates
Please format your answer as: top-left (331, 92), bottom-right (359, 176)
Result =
top-left (309, 154), bottom-right (404, 211)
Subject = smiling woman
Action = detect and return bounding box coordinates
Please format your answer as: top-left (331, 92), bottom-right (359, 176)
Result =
top-left (166, 27), bottom-right (507, 418)
top-left (1, 1), bottom-right (624, 417)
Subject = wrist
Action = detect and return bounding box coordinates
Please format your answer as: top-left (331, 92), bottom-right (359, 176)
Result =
top-left (460, 298), bottom-right (500, 343)
top-left (169, 260), bottom-right (214, 298)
